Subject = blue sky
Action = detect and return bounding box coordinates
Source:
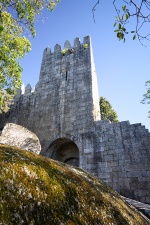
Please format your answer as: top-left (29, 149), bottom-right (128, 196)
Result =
top-left (20, 0), bottom-right (150, 130)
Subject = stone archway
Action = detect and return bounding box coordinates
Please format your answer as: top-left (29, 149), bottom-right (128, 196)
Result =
top-left (48, 138), bottom-right (79, 167)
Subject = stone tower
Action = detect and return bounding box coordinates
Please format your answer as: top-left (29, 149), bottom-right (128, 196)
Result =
top-left (0, 36), bottom-right (100, 167)
top-left (38, 35), bottom-right (100, 141)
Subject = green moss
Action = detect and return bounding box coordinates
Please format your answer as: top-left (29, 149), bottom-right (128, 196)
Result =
top-left (0, 144), bottom-right (149, 225)
top-left (83, 43), bottom-right (88, 49)
top-left (61, 48), bottom-right (68, 55)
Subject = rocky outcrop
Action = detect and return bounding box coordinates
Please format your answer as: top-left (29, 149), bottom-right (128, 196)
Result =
top-left (0, 144), bottom-right (150, 225)
top-left (0, 123), bottom-right (41, 154)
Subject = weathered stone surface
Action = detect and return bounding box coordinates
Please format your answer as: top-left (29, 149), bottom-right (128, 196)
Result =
top-left (0, 36), bottom-right (149, 204)
top-left (1, 145), bottom-right (149, 225)
top-left (93, 120), bottom-right (150, 204)
top-left (0, 123), bottom-right (41, 154)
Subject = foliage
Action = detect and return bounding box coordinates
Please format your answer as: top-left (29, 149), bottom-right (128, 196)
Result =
top-left (0, 144), bottom-right (149, 225)
top-left (100, 96), bottom-right (119, 122)
top-left (0, 12), bottom-right (31, 113)
top-left (61, 48), bottom-right (75, 55)
top-left (0, 0), bottom-right (60, 112)
top-left (93, 1), bottom-right (150, 45)
top-left (113, 3), bottom-right (136, 43)
top-left (0, 91), bottom-right (13, 114)
top-left (61, 48), bottom-right (68, 55)
top-left (141, 80), bottom-right (150, 118)
top-left (93, 1), bottom-right (150, 117)
top-left (83, 43), bottom-right (88, 49)
top-left (0, 0), bottom-right (60, 37)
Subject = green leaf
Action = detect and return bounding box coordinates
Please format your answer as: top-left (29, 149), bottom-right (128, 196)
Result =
top-left (131, 31), bottom-right (135, 33)
top-left (126, 13), bottom-right (129, 20)
top-left (117, 32), bottom-right (124, 40)
top-left (114, 22), bottom-right (117, 27)
top-left (118, 23), bottom-right (121, 29)
top-left (0, 24), bottom-right (3, 33)
top-left (133, 34), bottom-right (136, 40)
top-left (0, 12), bottom-right (31, 112)
top-left (122, 5), bottom-right (126, 11)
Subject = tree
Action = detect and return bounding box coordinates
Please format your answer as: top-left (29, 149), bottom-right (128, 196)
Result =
top-left (0, 1), bottom-right (60, 36)
top-left (93, 1), bottom-right (150, 118)
top-left (141, 80), bottom-right (150, 118)
top-left (0, 1), bottom-right (60, 112)
top-left (100, 97), bottom-right (119, 122)
top-left (93, 0), bottom-right (150, 45)
top-left (0, 12), bottom-right (31, 113)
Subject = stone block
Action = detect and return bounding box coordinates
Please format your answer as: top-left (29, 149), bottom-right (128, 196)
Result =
top-left (107, 161), bottom-right (119, 167)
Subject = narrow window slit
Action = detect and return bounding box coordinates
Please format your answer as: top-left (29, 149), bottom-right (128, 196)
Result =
top-left (66, 71), bottom-right (68, 80)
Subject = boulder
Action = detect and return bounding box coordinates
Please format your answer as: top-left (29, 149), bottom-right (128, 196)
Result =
top-left (0, 123), bottom-right (41, 154)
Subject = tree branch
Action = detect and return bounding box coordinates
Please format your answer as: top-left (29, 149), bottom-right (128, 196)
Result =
top-left (93, 0), bottom-right (150, 44)
top-left (92, 0), bottom-right (100, 23)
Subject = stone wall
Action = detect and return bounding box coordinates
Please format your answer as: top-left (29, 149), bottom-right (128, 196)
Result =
top-left (79, 120), bottom-right (150, 203)
top-left (93, 120), bottom-right (150, 203)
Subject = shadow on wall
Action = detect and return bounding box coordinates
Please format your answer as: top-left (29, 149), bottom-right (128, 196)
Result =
top-left (44, 137), bottom-right (79, 167)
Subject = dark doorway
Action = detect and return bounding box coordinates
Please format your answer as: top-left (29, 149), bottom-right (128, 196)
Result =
top-left (47, 138), bottom-right (79, 167)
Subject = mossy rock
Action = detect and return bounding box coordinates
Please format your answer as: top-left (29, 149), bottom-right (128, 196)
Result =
top-left (0, 144), bottom-right (149, 225)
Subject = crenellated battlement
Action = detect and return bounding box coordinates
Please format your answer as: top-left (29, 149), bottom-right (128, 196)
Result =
top-left (42, 36), bottom-right (91, 58)
top-left (14, 83), bottom-right (35, 102)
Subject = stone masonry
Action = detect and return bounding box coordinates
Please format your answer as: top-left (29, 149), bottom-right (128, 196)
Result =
top-left (0, 36), bottom-right (150, 204)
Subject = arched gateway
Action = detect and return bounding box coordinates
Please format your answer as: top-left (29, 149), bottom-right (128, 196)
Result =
top-left (45, 138), bottom-right (79, 167)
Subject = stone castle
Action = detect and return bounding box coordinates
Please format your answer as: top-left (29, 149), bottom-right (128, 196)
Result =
top-left (0, 36), bottom-right (150, 204)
